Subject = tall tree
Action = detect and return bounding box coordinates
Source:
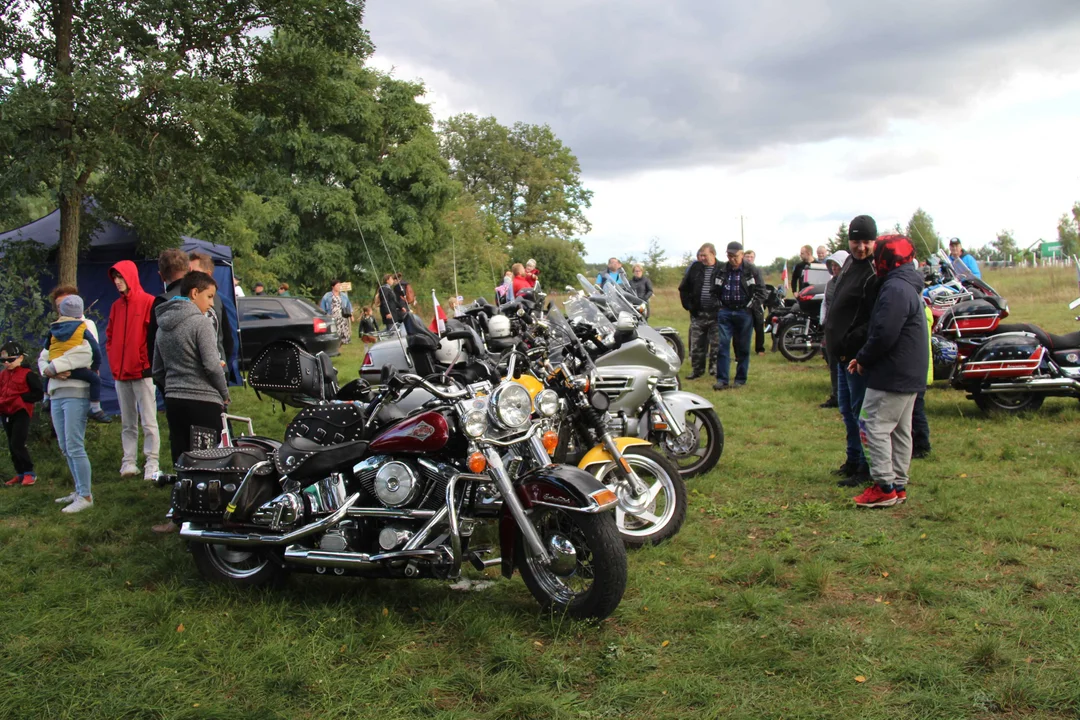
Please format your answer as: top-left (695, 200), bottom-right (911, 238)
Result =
top-left (438, 113), bottom-right (593, 244)
top-left (826, 222), bottom-right (849, 253)
top-left (0, 0), bottom-right (368, 284)
top-left (905, 208), bottom-right (941, 259)
top-left (1057, 203), bottom-right (1080, 257)
top-left (223, 32), bottom-right (459, 291)
top-left (991, 229), bottom-right (1018, 258)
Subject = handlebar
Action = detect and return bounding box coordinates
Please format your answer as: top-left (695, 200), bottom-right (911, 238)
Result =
top-left (389, 371), bottom-right (470, 401)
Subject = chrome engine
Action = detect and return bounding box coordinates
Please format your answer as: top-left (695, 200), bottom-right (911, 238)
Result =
top-left (352, 456), bottom-right (449, 511)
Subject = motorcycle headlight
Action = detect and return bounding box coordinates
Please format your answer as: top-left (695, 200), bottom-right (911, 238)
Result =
top-left (490, 382), bottom-right (532, 429)
top-left (463, 410), bottom-right (489, 438)
top-left (535, 389), bottom-right (559, 417)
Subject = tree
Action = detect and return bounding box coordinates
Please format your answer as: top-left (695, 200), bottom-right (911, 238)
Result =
top-left (826, 222), bottom-right (849, 253)
top-left (510, 235), bottom-right (586, 289)
top-left (0, 0), bottom-right (368, 285)
top-left (991, 229), bottom-right (1018, 258)
top-left (644, 237), bottom-right (667, 274)
top-left (1057, 205), bottom-right (1079, 257)
top-left (220, 32), bottom-right (459, 291)
top-left (905, 208), bottom-right (941, 259)
top-left (438, 113), bottom-right (593, 245)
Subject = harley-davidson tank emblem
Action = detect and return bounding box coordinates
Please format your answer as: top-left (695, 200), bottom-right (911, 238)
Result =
top-left (407, 422), bottom-right (436, 441)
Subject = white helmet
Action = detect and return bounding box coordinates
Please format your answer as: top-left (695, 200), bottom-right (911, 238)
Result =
top-left (435, 336), bottom-right (464, 364)
top-left (487, 315), bottom-right (511, 339)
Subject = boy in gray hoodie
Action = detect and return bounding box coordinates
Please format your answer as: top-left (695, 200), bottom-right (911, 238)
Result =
top-left (151, 271), bottom-right (230, 467)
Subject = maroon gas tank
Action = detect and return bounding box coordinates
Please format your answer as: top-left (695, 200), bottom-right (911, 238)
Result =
top-left (369, 411), bottom-right (450, 454)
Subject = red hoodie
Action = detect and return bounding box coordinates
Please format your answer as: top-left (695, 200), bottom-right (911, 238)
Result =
top-left (106, 260), bottom-right (156, 380)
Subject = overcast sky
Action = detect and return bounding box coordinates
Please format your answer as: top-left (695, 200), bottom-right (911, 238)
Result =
top-left (365, 0), bottom-right (1080, 264)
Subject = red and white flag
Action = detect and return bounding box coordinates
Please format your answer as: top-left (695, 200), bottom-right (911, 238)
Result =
top-left (430, 289), bottom-right (446, 335)
top-left (780, 261), bottom-right (789, 288)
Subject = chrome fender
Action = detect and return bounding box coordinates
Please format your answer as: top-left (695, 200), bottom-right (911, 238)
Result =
top-left (640, 391), bottom-right (715, 435)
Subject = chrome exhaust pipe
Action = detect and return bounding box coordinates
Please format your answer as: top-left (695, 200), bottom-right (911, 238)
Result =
top-left (180, 492), bottom-right (361, 546)
top-left (981, 378), bottom-right (1080, 394)
top-left (282, 546), bottom-right (446, 569)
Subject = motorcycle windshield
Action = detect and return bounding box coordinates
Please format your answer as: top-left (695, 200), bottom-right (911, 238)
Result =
top-left (563, 294), bottom-right (616, 337)
top-left (603, 281), bottom-right (645, 320)
top-left (577, 273), bottom-right (601, 297)
top-left (547, 307), bottom-right (598, 373)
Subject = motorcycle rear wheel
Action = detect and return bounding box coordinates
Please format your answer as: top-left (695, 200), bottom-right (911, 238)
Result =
top-left (592, 446), bottom-right (687, 548)
top-left (654, 407), bottom-right (724, 479)
top-left (972, 391), bottom-right (1044, 416)
top-left (778, 318), bottom-right (820, 362)
top-left (660, 330), bottom-right (686, 365)
top-left (191, 543), bottom-right (285, 588)
top-left (516, 508), bottom-right (627, 621)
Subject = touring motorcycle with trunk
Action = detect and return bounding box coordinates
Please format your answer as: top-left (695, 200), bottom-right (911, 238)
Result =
top-left (163, 342), bottom-right (629, 620)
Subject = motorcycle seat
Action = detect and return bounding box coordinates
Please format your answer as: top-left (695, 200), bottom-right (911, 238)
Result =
top-left (275, 436), bottom-right (370, 478)
top-left (994, 324), bottom-right (1080, 350)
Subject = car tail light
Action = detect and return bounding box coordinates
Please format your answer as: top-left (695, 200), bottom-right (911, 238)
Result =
top-left (362, 352), bottom-right (374, 367)
top-left (313, 318), bottom-right (329, 334)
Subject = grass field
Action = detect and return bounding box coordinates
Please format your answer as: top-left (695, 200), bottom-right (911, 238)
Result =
top-left (2, 267), bottom-right (1079, 719)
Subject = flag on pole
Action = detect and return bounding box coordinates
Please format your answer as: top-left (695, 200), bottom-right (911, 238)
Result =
top-left (780, 261), bottom-right (788, 288)
top-left (430, 289), bottom-right (446, 335)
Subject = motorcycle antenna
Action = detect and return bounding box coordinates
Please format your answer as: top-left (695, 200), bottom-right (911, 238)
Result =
top-left (352, 211), bottom-right (413, 370)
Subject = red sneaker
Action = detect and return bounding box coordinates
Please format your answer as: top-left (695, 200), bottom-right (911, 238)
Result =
top-left (20, 475), bottom-right (36, 486)
top-left (4, 475), bottom-right (22, 487)
top-left (853, 484), bottom-right (898, 508)
top-left (894, 489), bottom-right (906, 505)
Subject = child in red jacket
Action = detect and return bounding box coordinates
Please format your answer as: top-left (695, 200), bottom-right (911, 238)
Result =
top-left (1, 341), bottom-right (44, 486)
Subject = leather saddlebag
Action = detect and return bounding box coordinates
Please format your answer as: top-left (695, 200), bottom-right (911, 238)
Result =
top-left (170, 447), bottom-right (277, 523)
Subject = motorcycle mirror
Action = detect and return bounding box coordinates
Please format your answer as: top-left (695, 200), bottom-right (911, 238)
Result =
top-left (589, 389), bottom-right (610, 411)
top-left (615, 311), bottom-right (636, 332)
top-left (565, 286), bottom-right (575, 292)
top-left (379, 364), bottom-right (396, 386)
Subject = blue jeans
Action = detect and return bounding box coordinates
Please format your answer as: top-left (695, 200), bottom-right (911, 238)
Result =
top-left (51, 396), bottom-right (93, 498)
top-left (836, 363), bottom-right (868, 470)
top-left (716, 308), bottom-right (753, 386)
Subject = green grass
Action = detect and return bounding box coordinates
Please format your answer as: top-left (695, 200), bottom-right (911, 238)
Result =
top-left (2, 267), bottom-right (1080, 718)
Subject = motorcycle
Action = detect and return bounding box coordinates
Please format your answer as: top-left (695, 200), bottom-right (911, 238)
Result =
top-left (951, 295), bottom-right (1080, 415)
top-left (520, 307), bottom-right (687, 547)
top-left (775, 283), bottom-right (824, 362)
top-left (164, 342), bottom-right (629, 620)
top-left (561, 287), bottom-right (724, 479)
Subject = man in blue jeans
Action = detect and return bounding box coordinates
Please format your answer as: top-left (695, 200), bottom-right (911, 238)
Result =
top-left (822, 215), bottom-right (879, 487)
top-left (711, 242), bottom-right (765, 390)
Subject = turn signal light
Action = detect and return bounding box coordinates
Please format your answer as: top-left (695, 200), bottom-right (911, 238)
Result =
top-left (541, 430), bottom-right (559, 455)
top-left (589, 488), bottom-right (618, 508)
top-left (468, 452), bottom-right (488, 473)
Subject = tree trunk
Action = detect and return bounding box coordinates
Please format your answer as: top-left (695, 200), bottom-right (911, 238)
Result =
top-left (55, 0), bottom-right (79, 286)
top-left (57, 190), bottom-right (81, 287)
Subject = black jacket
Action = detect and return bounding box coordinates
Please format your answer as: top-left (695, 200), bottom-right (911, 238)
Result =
top-left (855, 263), bottom-right (929, 394)
top-left (378, 284), bottom-right (407, 326)
top-left (629, 276), bottom-right (654, 303)
top-left (791, 260), bottom-right (811, 293)
top-left (710, 261), bottom-right (766, 310)
top-left (823, 257), bottom-right (876, 361)
top-left (145, 278), bottom-right (183, 376)
top-left (678, 261), bottom-right (717, 313)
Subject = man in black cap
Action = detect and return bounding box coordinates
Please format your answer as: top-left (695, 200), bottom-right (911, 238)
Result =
top-left (823, 214), bottom-right (879, 486)
top-left (711, 242), bottom-right (765, 390)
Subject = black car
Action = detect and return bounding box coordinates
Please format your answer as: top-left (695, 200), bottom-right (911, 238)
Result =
top-left (237, 297), bottom-right (341, 368)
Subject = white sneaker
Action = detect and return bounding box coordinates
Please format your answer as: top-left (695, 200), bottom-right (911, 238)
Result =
top-left (119, 463), bottom-right (140, 478)
top-left (61, 496), bottom-right (94, 513)
top-left (143, 466), bottom-right (160, 481)
top-left (54, 492), bottom-right (78, 504)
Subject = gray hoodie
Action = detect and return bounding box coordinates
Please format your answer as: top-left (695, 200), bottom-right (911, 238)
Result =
top-left (152, 299), bottom-right (230, 405)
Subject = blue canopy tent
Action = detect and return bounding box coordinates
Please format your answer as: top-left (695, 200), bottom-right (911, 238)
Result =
top-left (0, 209), bottom-right (242, 415)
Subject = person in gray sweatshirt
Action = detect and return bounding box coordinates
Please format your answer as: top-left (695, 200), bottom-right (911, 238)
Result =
top-left (152, 271), bottom-right (230, 466)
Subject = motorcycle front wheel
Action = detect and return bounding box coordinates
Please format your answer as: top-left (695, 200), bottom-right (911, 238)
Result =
top-left (592, 446), bottom-right (687, 548)
top-left (660, 330), bottom-right (686, 365)
top-left (516, 508), bottom-right (627, 621)
top-left (778, 318), bottom-right (820, 362)
top-left (190, 543), bottom-right (285, 588)
top-left (654, 407), bottom-right (724, 479)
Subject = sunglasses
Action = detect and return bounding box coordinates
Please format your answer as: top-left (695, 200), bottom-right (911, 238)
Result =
top-left (1, 358), bottom-right (18, 364)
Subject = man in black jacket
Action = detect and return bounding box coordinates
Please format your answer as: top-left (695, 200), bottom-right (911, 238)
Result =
top-left (678, 243), bottom-right (720, 379)
top-left (791, 245), bottom-right (814, 293)
top-left (823, 215), bottom-right (878, 487)
top-left (711, 242), bottom-right (766, 390)
top-left (848, 236), bottom-right (927, 508)
top-left (146, 248), bottom-right (192, 367)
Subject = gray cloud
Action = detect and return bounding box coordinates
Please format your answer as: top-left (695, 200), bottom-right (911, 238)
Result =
top-left (365, 0), bottom-right (1080, 177)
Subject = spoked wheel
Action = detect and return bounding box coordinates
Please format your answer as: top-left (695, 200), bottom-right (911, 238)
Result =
top-left (972, 390), bottom-right (1044, 416)
top-left (778, 319), bottom-right (820, 362)
top-left (516, 507), bottom-right (627, 620)
top-left (654, 407), bottom-right (724, 479)
top-left (190, 543), bottom-right (285, 588)
top-left (592, 446), bottom-right (687, 548)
